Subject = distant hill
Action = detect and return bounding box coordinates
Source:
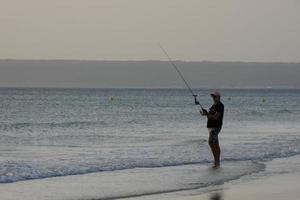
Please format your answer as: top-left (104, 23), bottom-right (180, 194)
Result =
top-left (0, 60), bottom-right (299, 88)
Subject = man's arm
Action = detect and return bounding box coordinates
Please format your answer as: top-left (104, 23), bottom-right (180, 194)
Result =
top-left (205, 112), bottom-right (221, 120)
top-left (203, 104), bottom-right (223, 119)
top-left (200, 109), bottom-right (207, 116)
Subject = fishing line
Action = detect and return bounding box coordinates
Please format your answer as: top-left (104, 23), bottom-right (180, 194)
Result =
top-left (158, 44), bottom-right (204, 109)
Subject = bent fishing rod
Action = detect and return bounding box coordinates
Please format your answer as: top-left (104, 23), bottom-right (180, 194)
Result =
top-left (158, 44), bottom-right (205, 110)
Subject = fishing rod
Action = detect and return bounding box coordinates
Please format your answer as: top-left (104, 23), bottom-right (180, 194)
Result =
top-left (158, 44), bottom-right (204, 110)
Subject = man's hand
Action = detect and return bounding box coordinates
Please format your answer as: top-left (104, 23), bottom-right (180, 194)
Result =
top-left (200, 108), bottom-right (208, 116)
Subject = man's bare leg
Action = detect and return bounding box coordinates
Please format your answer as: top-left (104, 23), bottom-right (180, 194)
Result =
top-left (209, 143), bottom-right (221, 167)
top-left (213, 144), bottom-right (221, 167)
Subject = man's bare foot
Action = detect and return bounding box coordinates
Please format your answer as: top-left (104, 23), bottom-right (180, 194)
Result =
top-left (213, 162), bottom-right (220, 169)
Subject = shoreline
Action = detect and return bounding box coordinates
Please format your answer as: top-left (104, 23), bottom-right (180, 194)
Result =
top-left (0, 155), bottom-right (299, 200)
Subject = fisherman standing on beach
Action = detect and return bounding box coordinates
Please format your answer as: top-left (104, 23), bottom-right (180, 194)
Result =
top-left (195, 91), bottom-right (224, 168)
top-left (159, 45), bottom-right (224, 167)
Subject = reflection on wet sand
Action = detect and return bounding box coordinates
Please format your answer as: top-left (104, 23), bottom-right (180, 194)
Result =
top-left (210, 192), bottom-right (223, 200)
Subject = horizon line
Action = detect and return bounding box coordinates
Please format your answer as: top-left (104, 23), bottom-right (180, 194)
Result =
top-left (0, 86), bottom-right (299, 90)
top-left (0, 59), bottom-right (299, 64)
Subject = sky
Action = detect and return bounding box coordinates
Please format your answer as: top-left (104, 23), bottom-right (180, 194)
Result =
top-left (0, 0), bottom-right (300, 62)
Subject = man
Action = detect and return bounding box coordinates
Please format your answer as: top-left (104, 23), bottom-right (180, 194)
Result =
top-left (195, 91), bottom-right (224, 168)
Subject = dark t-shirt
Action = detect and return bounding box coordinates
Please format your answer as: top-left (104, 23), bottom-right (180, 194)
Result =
top-left (207, 101), bottom-right (224, 128)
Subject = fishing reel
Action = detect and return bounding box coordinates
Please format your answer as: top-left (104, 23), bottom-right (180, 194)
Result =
top-left (193, 95), bottom-right (207, 113)
top-left (193, 95), bottom-right (200, 105)
top-left (192, 94), bottom-right (198, 100)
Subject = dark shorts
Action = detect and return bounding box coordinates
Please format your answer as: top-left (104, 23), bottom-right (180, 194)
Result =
top-left (208, 128), bottom-right (221, 145)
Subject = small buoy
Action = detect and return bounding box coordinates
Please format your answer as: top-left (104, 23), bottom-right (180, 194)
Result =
top-left (262, 97), bottom-right (266, 103)
top-left (227, 97), bottom-right (231, 101)
top-left (108, 96), bottom-right (114, 101)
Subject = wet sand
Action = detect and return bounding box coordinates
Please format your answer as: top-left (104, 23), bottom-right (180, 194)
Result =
top-left (172, 172), bottom-right (300, 200)
top-left (127, 155), bottom-right (300, 200)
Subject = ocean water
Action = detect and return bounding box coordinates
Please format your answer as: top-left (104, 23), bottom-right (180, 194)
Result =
top-left (0, 88), bottom-right (299, 196)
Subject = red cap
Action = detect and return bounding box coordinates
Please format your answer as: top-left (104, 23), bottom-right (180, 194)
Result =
top-left (210, 91), bottom-right (221, 97)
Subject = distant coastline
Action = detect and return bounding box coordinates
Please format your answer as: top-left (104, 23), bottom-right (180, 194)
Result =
top-left (0, 60), bottom-right (299, 88)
